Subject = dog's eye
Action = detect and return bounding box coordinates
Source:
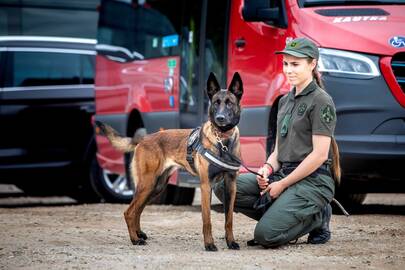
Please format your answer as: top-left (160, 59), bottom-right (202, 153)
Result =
top-left (214, 100), bottom-right (221, 106)
top-left (225, 99), bottom-right (233, 108)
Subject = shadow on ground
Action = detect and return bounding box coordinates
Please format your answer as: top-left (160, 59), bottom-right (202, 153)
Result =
top-left (0, 190), bottom-right (404, 215)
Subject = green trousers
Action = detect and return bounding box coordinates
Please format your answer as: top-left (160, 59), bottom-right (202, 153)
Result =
top-left (213, 170), bottom-right (335, 247)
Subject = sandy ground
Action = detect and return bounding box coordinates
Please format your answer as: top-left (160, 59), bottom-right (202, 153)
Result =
top-left (0, 187), bottom-right (404, 270)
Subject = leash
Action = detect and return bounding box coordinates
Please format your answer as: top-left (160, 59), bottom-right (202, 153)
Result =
top-left (332, 198), bottom-right (350, 216)
top-left (213, 132), bottom-right (264, 178)
top-left (211, 128), bottom-right (264, 177)
top-left (210, 128), bottom-right (351, 216)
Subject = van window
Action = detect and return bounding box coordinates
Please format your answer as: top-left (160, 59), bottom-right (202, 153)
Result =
top-left (0, 2), bottom-right (98, 39)
top-left (98, 0), bottom-right (181, 60)
top-left (4, 52), bottom-right (94, 87)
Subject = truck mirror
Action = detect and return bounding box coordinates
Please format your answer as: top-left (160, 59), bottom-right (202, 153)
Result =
top-left (242, 0), bottom-right (288, 29)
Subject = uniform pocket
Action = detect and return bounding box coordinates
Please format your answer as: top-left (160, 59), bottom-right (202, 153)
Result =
top-left (292, 184), bottom-right (327, 222)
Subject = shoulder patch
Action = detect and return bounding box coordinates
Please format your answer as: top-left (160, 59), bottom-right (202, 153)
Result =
top-left (320, 105), bottom-right (335, 124)
top-left (297, 103), bottom-right (307, 116)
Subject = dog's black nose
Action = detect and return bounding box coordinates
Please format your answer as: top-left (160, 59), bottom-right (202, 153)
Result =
top-left (215, 115), bottom-right (225, 123)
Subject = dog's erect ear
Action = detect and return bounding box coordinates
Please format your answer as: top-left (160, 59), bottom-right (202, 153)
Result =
top-left (228, 72), bottom-right (243, 101)
top-left (207, 72), bottom-right (221, 100)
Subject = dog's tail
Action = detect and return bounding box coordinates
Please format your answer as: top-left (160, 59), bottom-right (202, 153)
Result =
top-left (95, 121), bottom-right (145, 153)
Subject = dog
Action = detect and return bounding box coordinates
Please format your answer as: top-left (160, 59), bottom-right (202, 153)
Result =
top-left (95, 72), bottom-right (243, 251)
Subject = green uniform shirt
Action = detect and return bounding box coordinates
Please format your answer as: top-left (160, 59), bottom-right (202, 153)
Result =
top-left (277, 80), bottom-right (336, 163)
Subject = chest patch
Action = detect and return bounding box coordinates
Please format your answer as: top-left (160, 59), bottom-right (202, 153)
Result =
top-left (297, 103), bottom-right (307, 116)
top-left (320, 105), bottom-right (335, 124)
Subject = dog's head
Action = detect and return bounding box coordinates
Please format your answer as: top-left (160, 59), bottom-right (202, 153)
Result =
top-left (206, 72), bottom-right (243, 132)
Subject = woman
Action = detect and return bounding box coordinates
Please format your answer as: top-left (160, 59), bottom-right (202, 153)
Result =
top-left (214, 37), bottom-right (340, 248)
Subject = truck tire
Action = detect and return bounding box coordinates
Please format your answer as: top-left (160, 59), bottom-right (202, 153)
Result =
top-left (89, 155), bottom-right (134, 203)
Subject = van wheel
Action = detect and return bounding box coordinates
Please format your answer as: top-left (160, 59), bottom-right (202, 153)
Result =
top-left (89, 156), bottom-right (134, 203)
top-left (165, 185), bottom-right (195, 205)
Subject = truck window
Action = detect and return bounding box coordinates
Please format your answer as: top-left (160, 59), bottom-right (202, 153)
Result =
top-left (97, 0), bottom-right (181, 60)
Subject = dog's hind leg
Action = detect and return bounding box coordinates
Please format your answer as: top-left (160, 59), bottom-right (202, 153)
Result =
top-left (124, 172), bottom-right (156, 245)
top-left (223, 174), bottom-right (240, 250)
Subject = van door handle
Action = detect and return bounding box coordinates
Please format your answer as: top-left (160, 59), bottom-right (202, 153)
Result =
top-left (235, 38), bottom-right (246, 48)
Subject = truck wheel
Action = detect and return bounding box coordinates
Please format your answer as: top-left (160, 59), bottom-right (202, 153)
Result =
top-left (165, 185), bottom-right (195, 205)
top-left (89, 155), bottom-right (134, 203)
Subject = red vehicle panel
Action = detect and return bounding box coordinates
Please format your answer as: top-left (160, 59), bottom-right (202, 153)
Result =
top-left (94, 0), bottom-right (405, 203)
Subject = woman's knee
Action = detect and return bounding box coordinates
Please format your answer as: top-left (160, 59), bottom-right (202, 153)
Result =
top-left (254, 222), bottom-right (288, 248)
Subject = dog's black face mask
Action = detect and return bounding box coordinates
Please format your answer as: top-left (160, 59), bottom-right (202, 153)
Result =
top-left (206, 72), bottom-right (244, 132)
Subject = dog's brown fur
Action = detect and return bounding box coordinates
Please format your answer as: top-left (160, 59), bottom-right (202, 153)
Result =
top-left (96, 72), bottom-right (244, 251)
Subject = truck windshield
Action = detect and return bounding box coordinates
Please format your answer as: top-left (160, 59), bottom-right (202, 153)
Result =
top-left (300, 0), bottom-right (405, 7)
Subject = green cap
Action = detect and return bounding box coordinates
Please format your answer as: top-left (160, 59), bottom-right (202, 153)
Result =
top-left (276, 37), bottom-right (319, 60)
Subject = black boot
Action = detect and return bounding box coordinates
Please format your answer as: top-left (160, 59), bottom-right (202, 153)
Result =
top-left (307, 204), bottom-right (332, 244)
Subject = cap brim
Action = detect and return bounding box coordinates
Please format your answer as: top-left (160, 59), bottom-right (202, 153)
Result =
top-left (275, 49), bottom-right (309, 58)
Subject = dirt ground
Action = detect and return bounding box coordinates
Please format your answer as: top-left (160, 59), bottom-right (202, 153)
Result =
top-left (0, 188), bottom-right (404, 270)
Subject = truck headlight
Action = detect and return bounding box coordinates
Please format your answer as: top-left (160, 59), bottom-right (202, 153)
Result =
top-left (318, 48), bottom-right (380, 78)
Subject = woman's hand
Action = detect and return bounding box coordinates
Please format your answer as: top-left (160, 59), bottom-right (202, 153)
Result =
top-left (256, 164), bottom-right (273, 190)
top-left (261, 180), bottom-right (287, 199)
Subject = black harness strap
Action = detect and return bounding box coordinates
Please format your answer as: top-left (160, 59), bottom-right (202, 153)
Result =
top-left (186, 127), bottom-right (201, 174)
top-left (186, 127), bottom-right (241, 175)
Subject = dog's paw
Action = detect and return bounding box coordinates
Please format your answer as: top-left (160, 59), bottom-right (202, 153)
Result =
top-left (227, 241), bottom-right (240, 250)
top-left (137, 230), bottom-right (148, 240)
top-left (205, 243), bottom-right (218, 252)
top-left (131, 238), bottom-right (147, 245)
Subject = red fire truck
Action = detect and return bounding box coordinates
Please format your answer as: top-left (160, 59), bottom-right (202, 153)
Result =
top-left (93, 0), bottom-right (405, 207)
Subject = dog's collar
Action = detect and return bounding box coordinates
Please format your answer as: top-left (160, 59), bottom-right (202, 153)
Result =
top-left (210, 123), bottom-right (234, 140)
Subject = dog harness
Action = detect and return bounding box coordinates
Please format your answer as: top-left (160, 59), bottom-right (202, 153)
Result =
top-left (186, 127), bottom-right (241, 177)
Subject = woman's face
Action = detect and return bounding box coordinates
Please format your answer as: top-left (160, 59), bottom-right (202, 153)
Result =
top-left (283, 55), bottom-right (316, 88)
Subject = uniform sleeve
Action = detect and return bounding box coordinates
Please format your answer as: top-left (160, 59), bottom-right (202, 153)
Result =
top-left (309, 94), bottom-right (336, 137)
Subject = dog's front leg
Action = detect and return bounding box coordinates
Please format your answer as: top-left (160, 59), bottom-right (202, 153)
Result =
top-left (200, 175), bottom-right (217, 251)
top-left (223, 173), bottom-right (240, 250)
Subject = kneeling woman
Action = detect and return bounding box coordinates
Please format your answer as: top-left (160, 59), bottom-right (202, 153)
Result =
top-left (214, 37), bottom-right (341, 247)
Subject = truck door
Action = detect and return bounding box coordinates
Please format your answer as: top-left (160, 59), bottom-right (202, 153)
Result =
top-left (96, 0), bottom-right (184, 134)
top-left (226, 0), bottom-right (288, 166)
top-left (179, 0), bottom-right (230, 128)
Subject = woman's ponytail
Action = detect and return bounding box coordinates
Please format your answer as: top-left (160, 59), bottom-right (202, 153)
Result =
top-left (310, 59), bottom-right (341, 184)
top-left (331, 138), bottom-right (341, 184)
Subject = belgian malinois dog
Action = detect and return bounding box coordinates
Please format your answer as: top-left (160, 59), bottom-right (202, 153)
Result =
top-left (95, 72), bottom-right (243, 251)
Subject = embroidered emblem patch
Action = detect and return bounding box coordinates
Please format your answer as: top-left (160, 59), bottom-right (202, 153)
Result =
top-left (320, 105), bottom-right (335, 124)
top-left (289, 41), bottom-right (298, 48)
top-left (297, 103), bottom-right (307, 116)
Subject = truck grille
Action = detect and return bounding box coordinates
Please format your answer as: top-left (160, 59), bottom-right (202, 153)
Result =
top-left (391, 53), bottom-right (405, 93)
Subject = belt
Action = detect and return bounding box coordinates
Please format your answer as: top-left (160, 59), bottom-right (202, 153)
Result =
top-left (281, 162), bottom-right (331, 178)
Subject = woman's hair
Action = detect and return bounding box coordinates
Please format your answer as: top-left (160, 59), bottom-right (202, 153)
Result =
top-left (307, 58), bottom-right (341, 184)
top-left (331, 138), bottom-right (341, 184)
top-left (307, 58), bottom-right (325, 88)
